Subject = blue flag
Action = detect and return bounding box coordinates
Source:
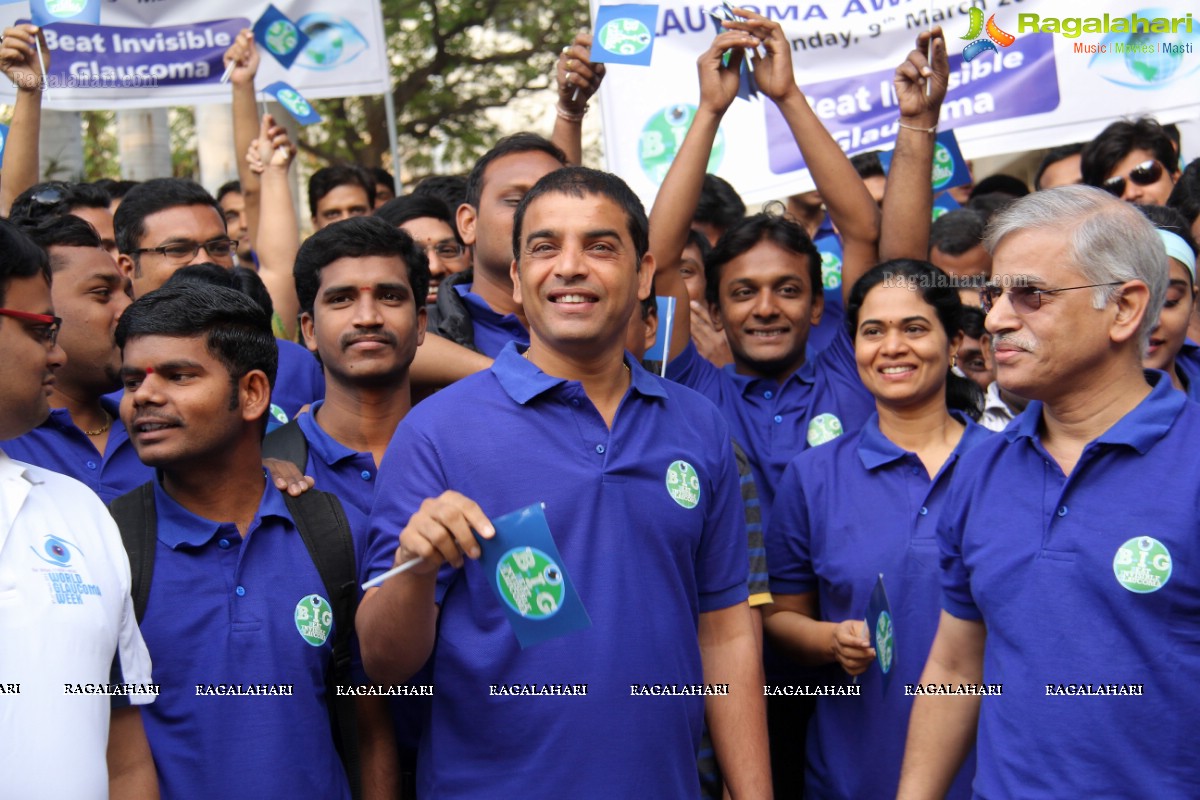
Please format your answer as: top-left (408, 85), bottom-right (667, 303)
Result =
top-left (865, 573), bottom-right (895, 689)
top-left (591, 4), bottom-right (658, 66)
top-left (877, 129), bottom-right (971, 192)
top-left (252, 4), bottom-right (310, 70)
top-left (478, 503), bottom-right (591, 649)
top-left (30, 0), bottom-right (100, 26)
top-left (262, 81), bottom-right (323, 125)
top-left (642, 295), bottom-right (675, 375)
top-left (0, 123), bottom-right (9, 165)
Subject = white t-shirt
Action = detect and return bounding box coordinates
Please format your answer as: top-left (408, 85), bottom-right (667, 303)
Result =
top-left (0, 449), bottom-right (153, 799)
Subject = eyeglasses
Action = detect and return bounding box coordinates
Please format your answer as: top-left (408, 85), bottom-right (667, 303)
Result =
top-left (0, 308), bottom-right (62, 345)
top-left (131, 238), bottom-right (238, 261)
top-left (1101, 159), bottom-right (1164, 197)
top-left (424, 242), bottom-right (465, 261)
top-left (979, 282), bottom-right (1124, 314)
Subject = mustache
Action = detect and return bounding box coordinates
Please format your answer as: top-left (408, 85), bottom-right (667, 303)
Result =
top-left (130, 412), bottom-right (185, 427)
top-left (990, 332), bottom-right (1036, 353)
top-left (340, 330), bottom-right (398, 349)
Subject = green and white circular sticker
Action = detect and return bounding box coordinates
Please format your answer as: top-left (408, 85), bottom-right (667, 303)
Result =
top-left (1112, 536), bottom-right (1172, 594)
top-left (598, 17), bottom-right (652, 56)
top-left (46, 0), bottom-right (86, 18)
top-left (807, 413), bottom-right (844, 447)
top-left (931, 142), bottom-right (955, 189)
top-left (639, 104), bottom-right (725, 185)
top-left (266, 20), bottom-right (300, 55)
top-left (666, 460), bottom-right (700, 509)
top-left (269, 403), bottom-right (289, 426)
top-left (278, 89), bottom-right (312, 118)
top-left (876, 611), bottom-right (894, 674)
top-left (820, 251), bottom-right (843, 291)
top-left (496, 546), bottom-right (564, 619)
top-left (294, 594), bottom-right (333, 646)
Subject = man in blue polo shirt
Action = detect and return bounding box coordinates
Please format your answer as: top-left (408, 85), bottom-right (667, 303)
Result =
top-left (898, 186), bottom-right (1199, 797)
top-left (427, 133), bottom-right (568, 357)
top-left (4, 215), bottom-right (151, 501)
top-left (358, 167), bottom-right (770, 799)
top-left (114, 283), bottom-right (393, 798)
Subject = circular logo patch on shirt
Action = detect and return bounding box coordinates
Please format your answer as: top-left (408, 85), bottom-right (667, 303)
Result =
top-left (666, 460), bottom-right (701, 509)
top-left (1112, 536), bottom-right (1172, 594)
top-left (806, 413), bottom-right (844, 447)
top-left (876, 611), bottom-right (894, 674)
top-left (496, 547), bottom-right (564, 619)
top-left (294, 594), bottom-right (333, 646)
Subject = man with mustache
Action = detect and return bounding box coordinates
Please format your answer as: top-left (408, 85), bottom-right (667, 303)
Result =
top-left (899, 186), bottom-right (1199, 797)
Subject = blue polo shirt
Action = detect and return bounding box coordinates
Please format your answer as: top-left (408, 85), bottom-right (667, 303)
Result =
top-left (366, 342), bottom-right (749, 799)
top-left (274, 339), bottom-right (326, 421)
top-left (137, 476), bottom-right (367, 800)
top-left (768, 413), bottom-right (990, 799)
top-left (294, 403), bottom-right (379, 518)
top-left (939, 372), bottom-right (1200, 798)
top-left (1172, 340), bottom-right (1200, 402)
top-left (0, 395), bottom-right (151, 503)
top-left (667, 329), bottom-right (874, 529)
top-left (455, 282), bottom-right (529, 358)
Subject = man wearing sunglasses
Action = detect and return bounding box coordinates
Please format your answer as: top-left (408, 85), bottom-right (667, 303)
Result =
top-left (900, 186), bottom-right (1200, 798)
top-left (0, 217), bottom-right (159, 797)
top-left (1081, 116), bottom-right (1179, 206)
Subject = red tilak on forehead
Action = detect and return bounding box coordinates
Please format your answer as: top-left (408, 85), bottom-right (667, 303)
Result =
top-left (145, 367), bottom-right (154, 374)
top-left (360, 287), bottom-right (372, 293)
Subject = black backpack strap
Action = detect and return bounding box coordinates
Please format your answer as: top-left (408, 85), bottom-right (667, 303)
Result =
top-left (108, 482), bottom-right (158, 624)
top-left (262, 418), bottom-right (310, 471)
top-left (283, 488), bottom-right (362, 800)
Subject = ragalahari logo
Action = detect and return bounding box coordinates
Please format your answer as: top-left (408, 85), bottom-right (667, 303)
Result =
top-left (961, 8), bottom-right (1016, 62)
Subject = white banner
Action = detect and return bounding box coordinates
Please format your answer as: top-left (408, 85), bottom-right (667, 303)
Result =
top-left (594, 0), bottom-right (1200, 205)
top-left (0, 0), bottom-right (389, 110)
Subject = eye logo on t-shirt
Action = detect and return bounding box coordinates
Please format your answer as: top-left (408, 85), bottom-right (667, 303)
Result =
top-left (294, 594), bottom-right (333, 646)
top-left (1112, 536), bottom-right (1172, 594)
top-left (32, 534), bottom-right (74, 567)
top-left (806, 413), bottom-right (844, 447)
top-left (666, 460), bottom-right (700, 509)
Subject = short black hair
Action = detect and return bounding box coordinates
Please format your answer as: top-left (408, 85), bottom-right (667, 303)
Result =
top-left (465, 133), bottom-right (567, 210)
top-left (930, 209), bottom-right (986, 256)
top-left (846, 259), bottom-right (983, 420)
top-left (10, 181), bottom-right (111, 222)
top-left (367, 167), bottom-right (395, 194)
top-left (114, 178), bottom-right (224, 256)
top-left (969, 174), bottom-right (1029, 201)
top-left (960, 304), bottom-right (987, 340)
top-left (850, 150), bottom-right (885, 180)
top-left (1135, 203), bottom-right (1199, 263)
top-left (1081, 116), bottom-right (1179, 187)
top-left (374, 194), bottom-right (462, 245)
top-left (513, 167), bottom-right (649, 266)
top-left (705, 211), bottom-right (821, 308)
top-left (1167, 158), bottom-right (1200, 226)
top-left (1034, 143), bottom-right (1085, 190)
top-left (215, 180), bottom-right (242, 204)
top-left (694, 174), bottom-right (746, 235)
top-left (0, 218), bottom-right (50, 306)
top-left (18, 215), bottom-right (103, 274)
top-left (116, 283), bottom-right (278, 394)
top-left (413, 174), bottom-right (468, 212)
top-left (308, 165), bottom-right (376, 218)
top-left (93, 179), bottom-right (140, 201)
top-left (163, 263), bottom-right (276, 320)
top-left (294, 215), bottom-right (430, 316)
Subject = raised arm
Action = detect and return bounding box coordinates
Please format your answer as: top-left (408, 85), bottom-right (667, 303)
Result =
top-left (896, 611), bottom-right (986, 799)
top-left (879, 28), bottom-right (949, 262)
top-left (727, 7), bottom-right (880, 304)
top-left (225, 31), bottom-right (264, 250)
top-left (649, 30), bottom-right (757, 362)
top-left (247, 113), bottom-right (301, 338)
top-left (551, 32), bottom-right (605, 165)
top-left (0, 25), bottom-right (47, 217)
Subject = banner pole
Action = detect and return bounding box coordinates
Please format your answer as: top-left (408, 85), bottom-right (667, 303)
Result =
top-left (383, 86), bottom-right (402, 193)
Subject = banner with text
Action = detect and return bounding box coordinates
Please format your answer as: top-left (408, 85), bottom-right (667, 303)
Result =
top-left (593, 0), bottom-right (1200, 205)
top-left (0, 0), bottom-right (388, 110)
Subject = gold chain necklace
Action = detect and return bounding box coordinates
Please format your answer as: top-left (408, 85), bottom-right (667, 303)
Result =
top-left (82, 411), bottom-right (112, 437)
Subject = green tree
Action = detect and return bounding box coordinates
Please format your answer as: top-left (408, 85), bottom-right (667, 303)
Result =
top-left (299, 0), bottom-right (589, 179)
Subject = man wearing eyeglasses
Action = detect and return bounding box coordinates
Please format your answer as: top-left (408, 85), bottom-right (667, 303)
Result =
top-left (1081, 116), bottom-right (1179, 206)
top-left (0, 217), bottom-right (159, 798)
top-left (113, 178), bottom-right (324, 424)
top-left (899, 186), bottom-right (1200, 798)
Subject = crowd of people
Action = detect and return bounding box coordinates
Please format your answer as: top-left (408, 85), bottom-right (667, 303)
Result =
top-left (1, 9), bottom-right (1198, 800)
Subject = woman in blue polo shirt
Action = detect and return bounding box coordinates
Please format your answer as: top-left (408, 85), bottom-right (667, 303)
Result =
top-left (763, 259), bottom-right (990, 799)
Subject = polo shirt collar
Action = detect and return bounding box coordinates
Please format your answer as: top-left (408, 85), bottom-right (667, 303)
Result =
top-left (725, 359), bottom-right (815, 398)
top-left (296, 401), bottom-right (360, 467)
top-left (492, 341), bottom-right (668, 405)
top-left (154, 472), bottom-right (292, 549)
top-left (1005, 370), bottom-right (1183, 455)
top-left (856, 410), bottom-right (984, 471)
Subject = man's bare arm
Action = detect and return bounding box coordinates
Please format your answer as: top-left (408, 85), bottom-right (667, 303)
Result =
top-left (107, 706), bottom-right (159, 799)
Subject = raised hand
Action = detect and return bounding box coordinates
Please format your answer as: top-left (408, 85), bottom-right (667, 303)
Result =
top-left (894, 28), bottom-right (949, 127)
top-left (0, 25), bottom-right (47, 92)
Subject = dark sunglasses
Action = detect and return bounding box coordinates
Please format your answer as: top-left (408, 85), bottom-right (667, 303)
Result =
top-left (979, 282), bottom-right (1123, 314)
top-left (1101, 159), bottom-right (1163, 197)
